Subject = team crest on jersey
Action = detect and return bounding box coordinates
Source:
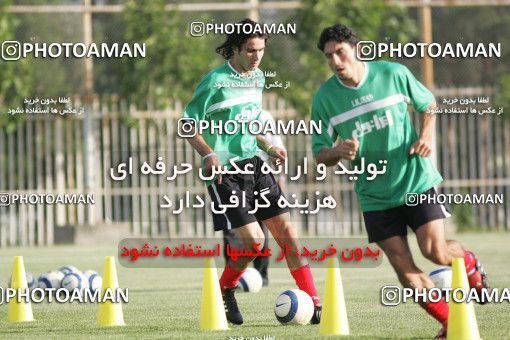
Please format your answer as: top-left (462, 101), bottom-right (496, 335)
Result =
top-left (235, 107), bottom-right (261, 122)
top-left (352, 109), bottom-right (394, 138)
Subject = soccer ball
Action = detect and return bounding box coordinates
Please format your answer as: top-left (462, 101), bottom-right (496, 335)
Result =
top-left (82, 270), bottom-right (102, 292)
top-left (236, 268), bottom-right (263, 293)
top-left (59, 265), bottom-right (80, 275)
top-left (429, 267), bottom-right (452, 289)
top-left (38, 270), bottom-right (65, 289)
top-left (9, 272), bottom-right (36, 289)
top-left (274, 289), bottom-right (314, 325)
top-left (61, 272), bottom-right (89, 293)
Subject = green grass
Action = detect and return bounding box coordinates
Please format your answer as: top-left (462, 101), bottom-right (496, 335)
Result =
top-left (0, 233), bottom-right (509, 339)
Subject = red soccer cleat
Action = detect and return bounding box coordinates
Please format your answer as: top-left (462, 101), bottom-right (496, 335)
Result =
top-left (465, 251), bottom-right (491, 304)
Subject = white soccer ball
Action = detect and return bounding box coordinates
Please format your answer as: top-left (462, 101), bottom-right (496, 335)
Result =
top-left (61, 272), bottom-right (89, 293)
top-left (274, 289), bottom-right (314, 325)
top-left (82, 269), bottom-right (97, 278)
top-left (82, 270), bottom-right (102, 292)
top-left (38, 270), bottom-right (65, 289)
top-left (429, 267), bottom-right (452, 289)
top-left (59, 265), bottom-right (80, 275)
top-left (236, 268), bottom-right (263, 293)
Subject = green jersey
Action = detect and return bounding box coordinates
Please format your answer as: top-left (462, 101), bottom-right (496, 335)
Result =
top-left (183, 62), bottom-right (265, 166)
top-left (311, 61), bottom-right (442, 211)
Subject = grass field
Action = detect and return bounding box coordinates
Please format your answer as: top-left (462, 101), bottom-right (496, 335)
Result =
top-left (0, 232), bottom-right (509, 339)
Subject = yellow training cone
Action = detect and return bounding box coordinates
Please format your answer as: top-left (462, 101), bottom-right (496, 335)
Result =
top-left (200, 258), bottom-right (228, 330)
top-left (97, 256), bottom-right (125, 326)
top-left (8, 256), bottom-right (34, 322)
top-left (319, 258), bottom-right (349, 335)
top-left (447, 257), bottom-right (481, 340)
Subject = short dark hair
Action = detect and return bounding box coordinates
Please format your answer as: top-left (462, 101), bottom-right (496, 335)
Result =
top-left (317, 24), bottom-right (359, 51)
top-left (216, 18), bottom-right (269, 60)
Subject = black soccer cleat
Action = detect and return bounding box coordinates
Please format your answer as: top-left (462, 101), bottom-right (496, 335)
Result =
top-left (310, 304), bottom-right (322, 324)
top-left (223, 287), bottom-right (243, 325)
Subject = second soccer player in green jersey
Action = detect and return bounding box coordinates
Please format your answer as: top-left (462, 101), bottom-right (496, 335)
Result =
top-left (311, 24), bottom-right (490, 339)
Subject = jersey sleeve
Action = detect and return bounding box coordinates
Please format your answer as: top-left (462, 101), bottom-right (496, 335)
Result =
top-left (401, 65), bottom-right (435, 113)
top-left (182, 77), bottom-right (215, 120)
top-left (311, 95), bottom-right (338, 156)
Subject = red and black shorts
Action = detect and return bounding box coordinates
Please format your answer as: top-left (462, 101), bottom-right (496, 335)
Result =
top-left (207, 156), bottom-right (289, 231)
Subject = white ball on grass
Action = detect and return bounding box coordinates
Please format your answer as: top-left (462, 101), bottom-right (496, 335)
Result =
top-left (59, 265), bottom-right (80, 275)
top-left (236, 267), bottom-right (263, 293)
top-left (429, 267), bottom-right (452, 289)
top-left (38, 270), bottom-right (65, 289)
top-left (274, 289), bottom-right (314, 325)
top-left (61, 272), bottom-right (89, 293)
top-left (83, 270), bottom-right (102, 292)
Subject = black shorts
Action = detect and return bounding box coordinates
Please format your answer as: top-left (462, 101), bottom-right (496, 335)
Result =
top-left (207, 156), bottom-right (289, 231)
top-left (362, 187), bottom-right (451, 243)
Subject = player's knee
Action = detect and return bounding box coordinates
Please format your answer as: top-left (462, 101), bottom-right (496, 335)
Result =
top-left (242, 231), bottom-right (265, 250)
top-left (281, 225), bottom-right (296, 240)
top-left (422, 247), bottom-right (450, 266)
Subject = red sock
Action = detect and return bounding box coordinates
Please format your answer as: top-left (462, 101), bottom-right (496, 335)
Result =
top-left (219, 263), bottom-right (244, 294)
top-left (291, 264), bottom-right (320, 305)
top-left (420, 297), bottom-right (449, 324)
top-left (464, 250), bottom-right (484, 290)
top-left (464, 250), bottom-right (476, 275)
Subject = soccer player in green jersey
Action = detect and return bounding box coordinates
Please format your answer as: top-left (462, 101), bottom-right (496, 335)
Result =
top-left (311, 24), bottom-right (489, 339)
top-left (182, 18), bottom-right (321, 325)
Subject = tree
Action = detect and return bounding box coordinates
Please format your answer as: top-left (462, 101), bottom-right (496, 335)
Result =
top-left (118, 0), bottom-right (216, 109)
top-left (0, 0), bottom-right (33, 130)
top-left (263, 0), bottom-right (416, 116)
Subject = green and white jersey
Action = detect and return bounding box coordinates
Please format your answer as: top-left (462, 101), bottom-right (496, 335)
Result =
top-left (311, 61), bottom-right (442, 212)
top-left (183, 62), bottom-right (265, 167)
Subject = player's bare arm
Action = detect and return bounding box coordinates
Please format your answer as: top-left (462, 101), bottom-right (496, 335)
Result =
top-left (315, 138), bottom-right (359, 166)
top-left (409, 102), bottom-right (437, 157)
top-left (256, 134), bottom-right (286, 161)
top-left (186, 129), bottom-right (223, 184)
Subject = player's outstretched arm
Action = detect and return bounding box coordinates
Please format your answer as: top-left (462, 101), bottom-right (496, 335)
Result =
top-left (409, 102), bottom-right (437, 157)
